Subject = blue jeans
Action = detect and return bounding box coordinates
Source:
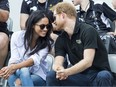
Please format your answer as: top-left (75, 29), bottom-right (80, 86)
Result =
top-left (31, 74), bottom-right (46, 86)
top-left (8, 67), bottom-right (45, 86)
top-left (46, 70), bottom-right (90, 86)
top-left (86, 70), bottom-right (114, 86)
top-left (46, 70), bottom-right (113, 86)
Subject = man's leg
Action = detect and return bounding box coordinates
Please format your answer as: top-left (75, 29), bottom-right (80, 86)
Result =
top-left (0, 32), bottom-right (9, 67)
top-left (60, 73), bottom-right (90, 86)
top-left (46, 70), bottom-right (90, 86)
top-left (46, 70), bottom-right (61, 86)
top-left (93, 70), bottom-right (114, 86)
top-left (31, 74), bottom-right (46, 86)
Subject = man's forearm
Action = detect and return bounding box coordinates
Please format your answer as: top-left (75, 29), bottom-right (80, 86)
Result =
top-left (53, 56), bottom-right (64, 71)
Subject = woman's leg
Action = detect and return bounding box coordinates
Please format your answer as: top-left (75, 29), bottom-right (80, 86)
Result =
top-left (31, 74), bottom-right (46, 86)
top-left (19, 67), bottom-right (34, 86)
top-left (8, 73), bottom-right (18, 86)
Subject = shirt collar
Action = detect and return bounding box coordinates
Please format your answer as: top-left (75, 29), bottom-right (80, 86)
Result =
top-left (61, 19), bottom-right (80, 37)
top-left (73, 19), bottom-right (81, 34)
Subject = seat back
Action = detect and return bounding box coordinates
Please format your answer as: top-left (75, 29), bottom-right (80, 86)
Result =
top-left (45, 54), bottom-right (54, 71)
top-left (108, 18), bottom-right (115, 32)
top-left (7, 17), bottom-right (13, 31)
top-left (108, 54), bottom-right (116, 73)
top-left (6, 17), bottom-right (13, 38)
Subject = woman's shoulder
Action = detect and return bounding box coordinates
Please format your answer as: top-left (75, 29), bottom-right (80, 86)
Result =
top-left (12, 30), bottom-right (25, 36)
top-left (11, 30), bottom-right (26, 46)
top-left (11, 30), bottom-right (26, 40)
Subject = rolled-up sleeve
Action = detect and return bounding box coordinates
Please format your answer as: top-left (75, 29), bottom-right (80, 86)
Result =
top-left (29, 47), bottom-right (48, 73)
top-left (29, 47), bottom-right (49, 71)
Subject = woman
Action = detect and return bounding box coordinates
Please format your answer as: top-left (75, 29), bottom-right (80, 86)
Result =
top-left (0, 10), bottom-right (53, 86)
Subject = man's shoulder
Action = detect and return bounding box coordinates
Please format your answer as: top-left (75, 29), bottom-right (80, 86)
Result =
top-left (78, 23), bottom-right (97, 34)
top-left (79, 23), bottom-right (94, 29)
top-left (56, 31), bottom-right (66, 41)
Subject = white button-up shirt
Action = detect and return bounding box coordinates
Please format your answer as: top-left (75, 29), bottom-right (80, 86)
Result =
top-left (8, 30), bottom-right (49, 80)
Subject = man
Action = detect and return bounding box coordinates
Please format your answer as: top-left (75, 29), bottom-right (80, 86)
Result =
top-left (72, 0), bottom-right (116, 53)
top-left (46, 2), bottom-right (113, 86)
top-left (0, 0), bottom-right (9, 68)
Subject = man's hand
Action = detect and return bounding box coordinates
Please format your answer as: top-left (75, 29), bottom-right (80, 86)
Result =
top-left (52, 64), bottom-right (68, 80)
top-left (52, 64), bottom-right (64, 72)
top-left (56, 69), bottom-right (69, 80)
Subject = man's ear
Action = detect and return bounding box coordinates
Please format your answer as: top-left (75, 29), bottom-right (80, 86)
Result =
top-left (61, 12), bottom-right (66, 19)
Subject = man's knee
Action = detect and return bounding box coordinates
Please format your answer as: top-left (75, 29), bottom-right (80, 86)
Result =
top-left (97, 70), bottom-right (113, 80)
top-left (47, 70), bottom-right (56, 80)
top-left (94, 70), bottom-right (114, 86)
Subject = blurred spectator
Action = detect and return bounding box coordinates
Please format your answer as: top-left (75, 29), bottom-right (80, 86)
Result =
top-left (20, 0), bottom-right (63, 30)
top-left (0, 0), bottom-right (10, 68)
top-left (72, 0), bottom-right (116, 53)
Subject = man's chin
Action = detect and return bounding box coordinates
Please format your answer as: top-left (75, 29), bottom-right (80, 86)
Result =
top-left (53, 29), bottom-right (62, 31)
top-left (53, 28), bottom-right (59, 31)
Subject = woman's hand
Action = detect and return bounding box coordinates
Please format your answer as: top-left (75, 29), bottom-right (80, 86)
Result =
top-left (0, 64), bottom-right (16, 79)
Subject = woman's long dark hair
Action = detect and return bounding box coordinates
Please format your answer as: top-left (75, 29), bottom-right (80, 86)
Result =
top-left (24, 10), bottom-right (53, 56)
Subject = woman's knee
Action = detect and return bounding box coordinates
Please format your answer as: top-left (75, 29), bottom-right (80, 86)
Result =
top-left (19, 67), bottom-right (30, 76)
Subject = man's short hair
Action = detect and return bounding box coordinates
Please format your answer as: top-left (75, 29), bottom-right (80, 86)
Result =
top-left (53, 2), bottom-right (77, 18)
